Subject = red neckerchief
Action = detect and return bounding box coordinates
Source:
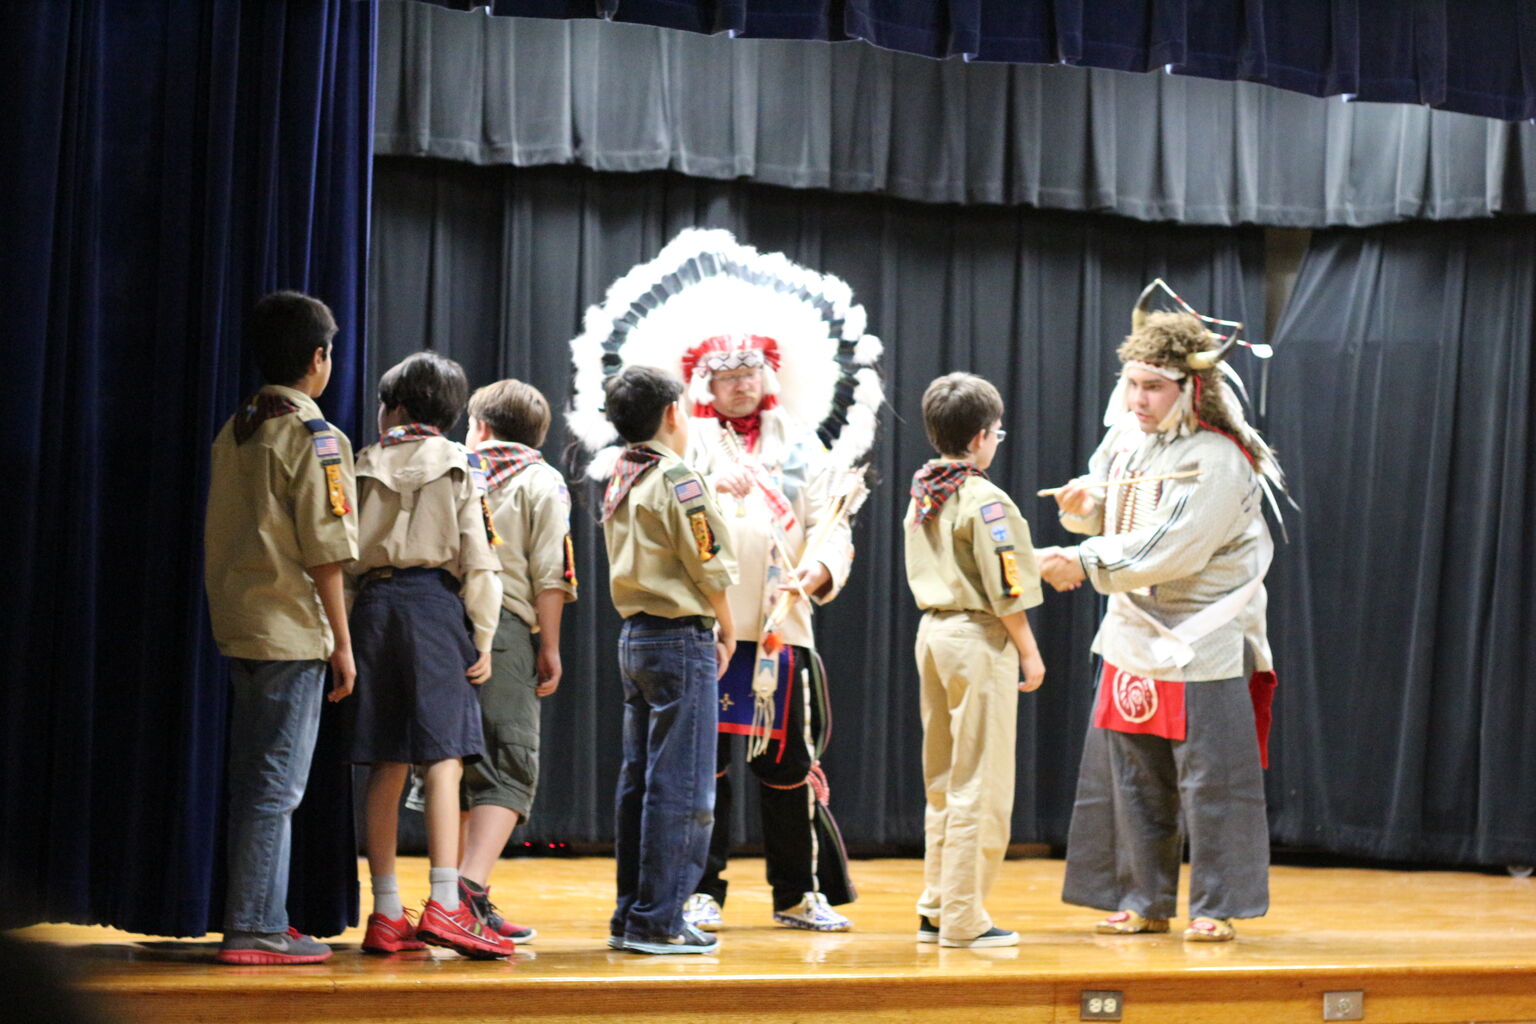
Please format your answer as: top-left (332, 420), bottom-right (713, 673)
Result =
top-left (232, 392), bottom-right (299, 445)
top-left (910, 461), bottom-right (987, 526)
top-left (478, 442), bottom-right (543, 492)
top-left (378, 423), bottom-right (443, 447)
top-left (601, 446), bottom-right (664, 522)
top-left (715, 409), bottom-right (762, 452)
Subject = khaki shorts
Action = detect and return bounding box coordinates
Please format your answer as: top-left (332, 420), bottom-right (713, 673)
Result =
top-left (462, 607), bottom-right (540, 819)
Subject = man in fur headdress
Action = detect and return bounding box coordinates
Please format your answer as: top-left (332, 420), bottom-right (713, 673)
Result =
top-left (680, 333), bottom-right (860, 933)
top-left (1038, 306), bottom-right (1283, 944)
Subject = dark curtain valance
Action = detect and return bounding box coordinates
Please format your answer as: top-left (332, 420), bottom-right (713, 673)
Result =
top-left (379, 2), bottom-right (1536, 227)
top-left (416, 0), bottom-right (1536, 122)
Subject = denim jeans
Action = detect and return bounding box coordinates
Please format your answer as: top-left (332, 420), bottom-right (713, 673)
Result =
top-left (224, 658), bottom-right (326, 933)
top-left (611, 615), bottom-right (718, 941)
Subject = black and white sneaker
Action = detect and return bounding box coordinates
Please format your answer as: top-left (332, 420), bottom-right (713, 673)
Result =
top-left (916, 915), bottom-right (940, 943)
top-left (623, 924), bottom-right (720, 955)
top-left (939, 926), bottom-right (1019, 948)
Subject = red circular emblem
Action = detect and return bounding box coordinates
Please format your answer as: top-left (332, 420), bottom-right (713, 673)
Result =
top-left (1112, 669), bottom-right (1159, 723)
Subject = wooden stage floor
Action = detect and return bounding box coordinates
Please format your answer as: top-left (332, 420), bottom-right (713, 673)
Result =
top-left (16, 856), bottom-right (1536, 1024)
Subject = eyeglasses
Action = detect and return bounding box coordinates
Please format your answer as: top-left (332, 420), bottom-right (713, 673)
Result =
top-left (992, 428), bottom-right (1007, 443)
top-left (713, 371), bottom-right (759, 387)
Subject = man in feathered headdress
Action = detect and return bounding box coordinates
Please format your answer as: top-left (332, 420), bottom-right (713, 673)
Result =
top-left (680, 332), bottom-right (861, 934)
top-left (1038, 293), bottom-right (1283, 944)
top-left (567, 229), bottom-right (883, 936)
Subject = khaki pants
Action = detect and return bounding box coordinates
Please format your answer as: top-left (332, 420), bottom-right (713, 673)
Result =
top-left (914, 610), bottom-right (1019, 941)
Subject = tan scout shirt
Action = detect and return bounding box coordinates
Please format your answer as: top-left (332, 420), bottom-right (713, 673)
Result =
top-left (478, 443), bottom-right (577, 631)
top-left (603, 442), bottom-right (738, 620)
top-left (205, 384), bottom-right (358, 661)
top-left (904, 464), bottom-right (1043, 619)
top-left (350, 432), bottom-right (503, 651)
top-left (686, 411), bottom-right (854, 650)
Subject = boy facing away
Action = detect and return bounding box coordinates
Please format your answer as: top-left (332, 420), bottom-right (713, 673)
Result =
top-left (455, 379), bottom-right (578, 942)
top-left (600, 365), bottom-right (738, 954)
top-left (348, 351), bottom-right (509, 959)
top-left (204, 291), bottom-right (357, 965)
top-left (903, 372), bottom-right (1046, 949)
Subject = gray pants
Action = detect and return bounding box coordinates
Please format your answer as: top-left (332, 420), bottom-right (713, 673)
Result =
top-left (1061, 675), bottom-right (1269, 921)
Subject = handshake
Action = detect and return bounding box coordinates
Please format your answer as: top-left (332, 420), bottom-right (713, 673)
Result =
top-left (1034, 545), bottom-right (1087, 592)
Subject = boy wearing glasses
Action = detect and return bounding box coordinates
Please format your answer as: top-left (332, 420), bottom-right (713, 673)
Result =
top-left (902, 372), bottom-right (1045, 948)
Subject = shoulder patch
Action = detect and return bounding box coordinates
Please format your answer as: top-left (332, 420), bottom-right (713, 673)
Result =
top-left (465, 451), bottom-right (489, 495)
top-left (311, 433), bottom-right (340, 460)
top-left (662, 463), bottom-right (695, 484)
top-left (990, 524), bottom-right (1010, 543)
top-left (673, 478), bottom-right (705, 504)
top-left (980, 501), bottom-right (1007, 523)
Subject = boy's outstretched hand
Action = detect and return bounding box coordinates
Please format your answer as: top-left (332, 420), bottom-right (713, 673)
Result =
top-left (466, 650), bottom-right (492, 685)
top-left (327, 645), bottom-right (356, 702)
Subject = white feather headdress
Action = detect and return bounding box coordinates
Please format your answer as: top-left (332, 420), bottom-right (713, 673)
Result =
top-left (568, 228), bottom-right (884, 478)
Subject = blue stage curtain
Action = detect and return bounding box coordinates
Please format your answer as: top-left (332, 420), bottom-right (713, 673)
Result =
top-left (0, 1), bottom-right (375, 937)
top-left (441, 0), bottom-right (1536, 121)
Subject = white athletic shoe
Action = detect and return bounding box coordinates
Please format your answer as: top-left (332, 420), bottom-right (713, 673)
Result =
top-left (682, 893), bottom-right (723, 932)
top-left (773, 892), bottom-right (853, 932)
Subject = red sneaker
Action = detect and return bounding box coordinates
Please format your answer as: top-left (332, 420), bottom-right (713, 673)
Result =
top-left (415, 899), bottom-right (513, 959)
top-left (460, 880), bottom-right (538, 942)
top-left (362, 911), bottom-right (427, 954)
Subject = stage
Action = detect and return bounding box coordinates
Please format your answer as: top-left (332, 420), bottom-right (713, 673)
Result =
top-left (17, 856), bottom-right (1536, 1024)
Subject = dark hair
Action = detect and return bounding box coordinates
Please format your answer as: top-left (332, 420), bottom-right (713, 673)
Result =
top-left (921, 372), bottom-right (1004, 457)
top-left (603, 365), bottom-right (683, 444)
top-left (468, 379), bottom-right (551, 447)
top-left (247, 291), bottom-right (337, 385)
top-left (378, 351), bottom-right (469, 432)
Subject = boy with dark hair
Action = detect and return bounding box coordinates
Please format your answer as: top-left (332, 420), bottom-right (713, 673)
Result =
top-left (348, 351), bottom-right (510, 959)
top-left (454, 379), bottom-right (578, 942)
top-left (205, 290), bottom-right (357, 965)
top-left (903, 371), bottom-right (1046, 948)
top-left (600, 365), bottom-right (738, 954)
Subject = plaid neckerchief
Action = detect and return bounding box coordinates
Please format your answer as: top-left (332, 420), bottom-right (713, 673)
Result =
top-left (378, 423), bottom-right (444, 447)
top-left (909, 461), bottom-right (987, 526)
top-left (478, 442), bottom-right (544, 492)
top-left (601, 445), bottom-right (665, 521)
top-left (232, 392), bottom-right (299, 445)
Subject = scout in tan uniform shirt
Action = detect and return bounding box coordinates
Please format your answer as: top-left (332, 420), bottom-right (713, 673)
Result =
top-left (203, 291), bottom-right (356, 966)
top-left (346, 351), bottom-right (511, 960)
top-left (453, 379), bottom-right (579, 943)
top-left (599, 365), bottom-right (737, 954)
top-left (903, 372), bottom-right (1045, 950)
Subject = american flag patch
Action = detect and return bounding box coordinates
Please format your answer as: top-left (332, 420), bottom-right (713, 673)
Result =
top-left (673, 478), bottom-right (705, 503)
top-left (311, 434), bottom-right (340, 459)
top-left (980, 501), bottom-right (1007, 523)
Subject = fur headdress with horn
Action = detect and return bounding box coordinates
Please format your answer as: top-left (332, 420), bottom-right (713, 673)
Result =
top-left (1106, 280), bottom-right (1285, 500)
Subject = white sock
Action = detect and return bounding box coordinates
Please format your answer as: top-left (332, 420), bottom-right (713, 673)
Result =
top-left (430, 867), bottom-right (459, 910)
top-left (371, 875), bottom-right (403, 919)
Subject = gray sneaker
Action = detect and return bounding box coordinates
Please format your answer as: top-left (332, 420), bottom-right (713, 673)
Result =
top-left (217, 927), bottom-right (332, 965)
top-left (623, 924), bottom-right (720, 955)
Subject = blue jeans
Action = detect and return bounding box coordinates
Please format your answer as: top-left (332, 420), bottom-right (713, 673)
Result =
top-left (223, 658), bottom-right (326, 933)
top-left (611, 615), bottom-right (718, 941)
